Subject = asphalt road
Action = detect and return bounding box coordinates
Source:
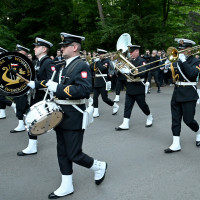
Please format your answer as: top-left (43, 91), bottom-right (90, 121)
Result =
top-left (1, 85), bottom-right (200, 200)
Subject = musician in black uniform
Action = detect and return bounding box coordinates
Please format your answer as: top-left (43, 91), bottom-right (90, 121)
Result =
top-left (0, 47), bottom-right (15, 119)
top-left (90, 48), bottom-right (119, 117)
top-left (17, 38), bottom-right (55, 156)
top-left (164, 38), bottom-right (200, 153)
top-left (46, 33), bottom-right (107, 199)
top-left (10, 44), bottom-right (30, 133)
top-left (115, 44), bottom-right (153, 130)
top-left (147, 50), bottom-right (161, 93)
top-left (113, 70), bottom-right (127, 102)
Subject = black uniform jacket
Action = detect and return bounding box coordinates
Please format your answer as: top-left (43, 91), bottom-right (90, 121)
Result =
top-left (149, 55), bottom-right (160, 72)
top-left (35, 56), bottom-right (56, 89)
top-left (126, 56), bottom-right (147, 95)
top-left (171, 56), bottom-right (200, 102)
top-left (117, 71), bottom-right (127, 81)
top-left (90, 58), bottom-right (113, 87)
top-left (54, 57), bottom-right (92, 130)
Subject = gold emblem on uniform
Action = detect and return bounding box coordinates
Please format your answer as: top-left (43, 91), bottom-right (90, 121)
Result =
top-left (61, 35), bottom-right (64, 42)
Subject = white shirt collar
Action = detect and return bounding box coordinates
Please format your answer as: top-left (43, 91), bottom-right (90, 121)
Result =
top-left (38, 54), bottom-right (47, 61)
top-left (66, 56), bottom-right (79, 67)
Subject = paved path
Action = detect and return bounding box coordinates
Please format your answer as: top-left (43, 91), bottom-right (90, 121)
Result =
top-left (1, 85), bottom-right (200, 200)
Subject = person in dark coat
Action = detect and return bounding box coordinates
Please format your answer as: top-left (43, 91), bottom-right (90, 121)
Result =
top-left (115, 44), bottom-right (153, 130)
top-left (46, 33), bottom-right (107, 199)
top-left (17, 37), bottom-right (56, 156)
top-left (10, 44), bottom-right (30, 133)
top-left (147, 49), bottom-right (161, 93)
top-left (164, 38), bottom-right (200, 153)
top-left (0, 47), bottom-right (16, 119)
top-left (90, 48), bottom-right (119, 117)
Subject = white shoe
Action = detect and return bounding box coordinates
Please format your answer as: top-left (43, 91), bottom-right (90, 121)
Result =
top-left (113, 95), bottom-right (120, 102)
top-left (91, 160), bottom-right (107, 185)
top-left (0, 109), bottom-right (6, 119)
top-left (88, 97), bottom-right (93, 106)
top-left (112, 103), bottom-right (119, 115)
top-left (93, 108), bottom-right (99, 118)
top-left (53, 175), bottom-right (74, 197)
top-left (115, 118), bottom-right (129, 130)
top-left (168, 136), bottom-right (181, 151)
top-left (196, 130), bottom-right (200, 147)
top-left (146, 113), bottom-right (153, 127)
top-left (10, 120), bottom-right (25, 133)
top-left (17, 139), bottom-right (37, 156)
top-left (11, 102), bottom-right (16, 113)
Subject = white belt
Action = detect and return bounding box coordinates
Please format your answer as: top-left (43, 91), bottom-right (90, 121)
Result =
top-left (127, 78), bottom-right (144, 82)
top-left (95, 74), bottom-right (107, 77)
top-left (54, 99), bottom-right (86, 105)
top-left (175, 81), bottom-right (197, 86)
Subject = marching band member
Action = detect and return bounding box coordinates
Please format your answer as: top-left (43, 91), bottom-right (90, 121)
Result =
top-left (10, 44), bottom-right (30, 133)
top-left (147, 49), bottom-right (161, 93)
top-left (0, 47), bottom-right (16, 119)
top-left (17, 38), bottom-right (56, 156)
top-left (90, 48), bottom-right (119, 117)
top-left (113, 60), bottom-right (127, 102)
top-left (46, 33), bottom-right (107, 199)
top-left (115, 44), bottom-right (153, 131)
top-left (164, 38), bottom-right (200, 153)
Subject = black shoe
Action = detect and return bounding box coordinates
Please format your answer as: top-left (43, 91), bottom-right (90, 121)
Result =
top-left (10, 129), bottom-right (25, 133)
top-left (147, 91), bottom-right (150, 94)
top-left (48, 192), bottom-right (73, 199)
top-left (115, 127), bottom-right (129, 131)
top-left (196, 141), bottom-right (200, 147)
top-left (17, 151), bottom-right (37, 156)
top-left (0, 117), bottom-right (6, 119)
top-left (157, 89), bottom-right (161, 93)
top-left (95, 163), bottom-right (107, 185)
top-left (164, 148), bottom-right (181, 153)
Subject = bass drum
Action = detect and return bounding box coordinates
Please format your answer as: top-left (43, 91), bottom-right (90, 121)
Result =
top-left (24, 100), bottom-right (63, 135)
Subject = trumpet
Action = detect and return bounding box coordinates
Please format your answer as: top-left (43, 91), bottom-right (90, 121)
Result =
top-left (86, 53), bottom-right (113, 64)
top-left (133, 45), bottom-right (200, 76)
top-left (113, 52), bottom-right (141, 82)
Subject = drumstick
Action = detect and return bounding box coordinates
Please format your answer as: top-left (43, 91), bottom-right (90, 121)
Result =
top-left (43, 70), bottom-right (57, 101)
top-left (9, 68), bottom-right (30, 83)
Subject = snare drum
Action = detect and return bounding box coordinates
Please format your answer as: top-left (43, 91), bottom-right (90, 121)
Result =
top-left (25, 100), bottom-right (63, 135)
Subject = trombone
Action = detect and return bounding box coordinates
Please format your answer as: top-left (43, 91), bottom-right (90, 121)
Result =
top-left (133, 45), bottom-right (200, 76)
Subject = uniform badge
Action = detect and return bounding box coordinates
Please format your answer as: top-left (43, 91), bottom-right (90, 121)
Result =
top-left (51, 66), bottom-right (56, 71)
top-left (61, 35), bottom-right (64, 42)
top-left (81, 71), bottom-right (87, 78)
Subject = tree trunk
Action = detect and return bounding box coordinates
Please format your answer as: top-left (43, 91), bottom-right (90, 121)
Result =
top-left (162, 0), bottom-right (171, 27)
top-left (97, 0), bottom-right (105, 25)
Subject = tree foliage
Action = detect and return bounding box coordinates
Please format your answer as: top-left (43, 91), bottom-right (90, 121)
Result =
top-left (0, 0), bottom-right (199, 54)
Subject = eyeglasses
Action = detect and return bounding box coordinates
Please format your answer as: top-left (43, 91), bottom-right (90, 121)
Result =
top-left (61, 44), bottom-right (74, 48)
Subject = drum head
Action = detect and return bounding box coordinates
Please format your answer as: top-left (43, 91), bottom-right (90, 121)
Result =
top-left (30, 111), bottom-right (63, 135)
top-left (0, 52), bottom-right (35, 97)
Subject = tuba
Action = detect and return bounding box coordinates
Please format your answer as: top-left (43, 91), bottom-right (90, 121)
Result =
top-left (114, 33), bottom-right (140, 81)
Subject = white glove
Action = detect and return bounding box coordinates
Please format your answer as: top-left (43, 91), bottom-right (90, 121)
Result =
top-left (27, 81), bottom-right (35, 89)
top-left (46, 80), bottom-right (58, 92)
top-left (179, 53), bottom-right (186, 62)
top-left (120, 67), bottom-right (130, 74)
